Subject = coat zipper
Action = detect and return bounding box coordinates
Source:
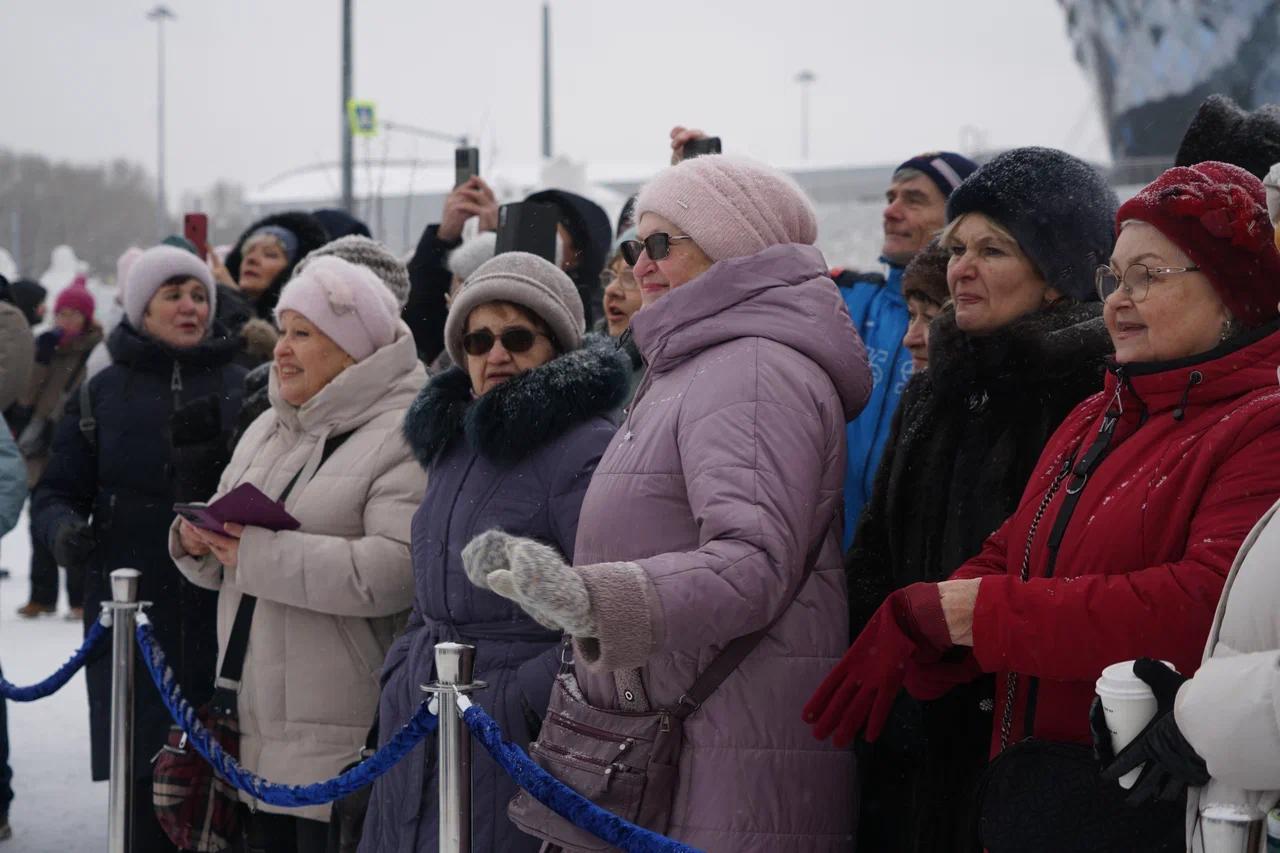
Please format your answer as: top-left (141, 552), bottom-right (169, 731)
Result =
top-left (170, 361), bottom-right (183, 409)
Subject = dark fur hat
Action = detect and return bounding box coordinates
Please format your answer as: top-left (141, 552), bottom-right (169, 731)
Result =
top-left (946, 147), bottom-right (1117, 302)
top-left (1175, 95), bottom-right (1280, 180)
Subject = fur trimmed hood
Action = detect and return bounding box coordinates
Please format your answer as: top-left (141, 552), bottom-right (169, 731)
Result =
top-left (404, 341), bottom-right (629, 469)
top-left (926, 300), bottom-right (1111, 403)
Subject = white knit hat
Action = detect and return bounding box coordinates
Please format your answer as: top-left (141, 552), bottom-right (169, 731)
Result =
top-left (275, 256), bottom-right (399, 361)
top-left (123, 245), bottom-right (217, 330)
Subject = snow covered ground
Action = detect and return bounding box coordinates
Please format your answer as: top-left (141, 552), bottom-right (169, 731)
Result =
top-left (0, 507), bottom-right (105, 851)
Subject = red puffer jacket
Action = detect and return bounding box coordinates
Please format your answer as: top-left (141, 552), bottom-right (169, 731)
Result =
top-left (948, 323), bottom-right (1280, 755)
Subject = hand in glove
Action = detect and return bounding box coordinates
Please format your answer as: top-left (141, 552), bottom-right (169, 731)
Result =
top-left (462, 530), bottom-right (597, 636)
top-left (804, 583), bottom-right (952, 746)
top-left (52, 517), bottom-right (95, 570)
top-left (170, 394), bottom-right (225, 447)
top-left (1100, 658), bottom-right (1209, 804)
top-left (34, 328), bottom-right (65, 364)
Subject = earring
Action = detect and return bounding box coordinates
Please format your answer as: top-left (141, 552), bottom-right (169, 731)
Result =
top-left (1220, 318), bottom-right (1239, 342)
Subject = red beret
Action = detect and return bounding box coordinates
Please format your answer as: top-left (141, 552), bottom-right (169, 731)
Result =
top-left (1117, 161), bottom-right (1280, 328)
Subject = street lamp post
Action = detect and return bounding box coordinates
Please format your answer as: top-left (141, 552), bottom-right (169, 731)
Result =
top-left (341, 0), bottom-right (354, 213)
top-left (146, 5), bottom-right (175, 240)
top-left (795, 69), bottom-right (816, 161)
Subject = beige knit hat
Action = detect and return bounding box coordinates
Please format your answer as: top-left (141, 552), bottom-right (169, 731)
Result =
top-left (444, 252), bottom-right (584, 366)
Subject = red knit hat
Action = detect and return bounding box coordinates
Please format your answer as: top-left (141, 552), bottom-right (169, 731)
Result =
top-left (54, 276), bottom-right (96, 325)
top-left (1116, 161), bottom-right (1280, 328)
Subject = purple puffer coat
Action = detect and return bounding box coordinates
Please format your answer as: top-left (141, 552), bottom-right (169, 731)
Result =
top-left (359, 345), bottom-right (628, 853)
top-left (571, 243), bottom-right (872, 852)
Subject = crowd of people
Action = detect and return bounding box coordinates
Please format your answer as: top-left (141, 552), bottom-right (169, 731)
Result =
top-left (2, 93), bottom-right (1280, 852)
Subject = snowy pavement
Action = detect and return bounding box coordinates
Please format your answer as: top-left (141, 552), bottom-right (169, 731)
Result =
top-left (1, 507), bottom-right (105, 851)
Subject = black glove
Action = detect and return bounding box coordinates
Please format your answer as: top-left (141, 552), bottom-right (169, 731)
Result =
top-left (170, 394), bottom-right (224, 447)
top-left (1100, 658), bottom-right (1209, 804)
top-left (1090, 695), bottom-right (1115, 765)
top-left (34, 328), bottom-right (64, 364)
top-left (52, 518), bottom-right (95, 570)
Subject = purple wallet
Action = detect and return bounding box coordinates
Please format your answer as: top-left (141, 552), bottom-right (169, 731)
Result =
top-left (173, 483), bottom-right (300, 533)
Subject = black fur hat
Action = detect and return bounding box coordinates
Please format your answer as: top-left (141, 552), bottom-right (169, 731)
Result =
top-left (1175, 94), bottom-right (1280, 180)
top-left (224, 211), bottom-right (330, 319)
top-left (945, 147), bottom-right (1117, 302)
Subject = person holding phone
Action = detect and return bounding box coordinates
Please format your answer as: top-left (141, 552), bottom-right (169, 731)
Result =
top-left (30, 244), bottom-right (247, 852)
top-left (360, 252), bottom-right (626, 853)
top-left (462, 155), bottom-right (870, 851)
top-left (170, 256), bottom-right (425, 852)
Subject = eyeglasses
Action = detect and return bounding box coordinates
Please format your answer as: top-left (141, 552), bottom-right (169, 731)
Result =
top-left (1095, 263), bottom-right (1202, 303)
top-left (461, 327), bottom-right (550, 357)
top-left (619, 232), bottom-right (695, 266)
top-left (601, 268), bottom-right (639, 291)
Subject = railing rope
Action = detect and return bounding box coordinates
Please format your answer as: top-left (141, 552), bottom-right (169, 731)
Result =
top-left (135, 616), bottom-right (437, 807)
top-left (0, 618), bottom-right (109, 701)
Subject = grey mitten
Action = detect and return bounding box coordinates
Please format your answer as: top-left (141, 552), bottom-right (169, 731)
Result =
top-left (461, 530), bottom-right (597, 636)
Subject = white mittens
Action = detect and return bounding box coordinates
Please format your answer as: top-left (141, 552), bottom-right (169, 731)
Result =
top-left (462, 530), bottom-right (598, 636)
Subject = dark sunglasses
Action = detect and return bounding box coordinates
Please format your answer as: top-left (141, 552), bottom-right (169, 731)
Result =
top-left (461, 327), bottom-right (550, 356)
top-left (619, 232), bottom-right (695, 266)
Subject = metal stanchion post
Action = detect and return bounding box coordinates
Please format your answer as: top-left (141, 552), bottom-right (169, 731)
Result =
top-left (104, 568), bottom-right (143, 853)
top-left (423, 642), bottom-right (486, 853)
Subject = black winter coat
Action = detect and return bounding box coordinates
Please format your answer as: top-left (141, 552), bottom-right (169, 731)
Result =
top-left (845, 300), bottom-right (1112, 853)
top-left (32, 321), bottom-right (247, 781)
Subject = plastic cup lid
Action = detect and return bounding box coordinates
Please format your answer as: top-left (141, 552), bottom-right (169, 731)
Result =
top-left (1095, 660), bottom-right (1177, 698)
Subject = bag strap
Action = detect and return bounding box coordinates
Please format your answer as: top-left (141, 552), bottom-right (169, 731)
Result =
top-left (78, 378), bottom-right (96, 449)
top-left (207, 430), bottom-right (354, 719)
top-left (671, 534), bottom-right (826, 720)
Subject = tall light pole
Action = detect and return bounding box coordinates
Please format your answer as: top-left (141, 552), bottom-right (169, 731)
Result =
top-left (147, 5), bottom-right (175, 238)
top-left (341, 0), bottom-right (354, 213)
top-left (795, 70), bottom-right (816, 161)
top-left (541, 2), bottom-right (552, 159)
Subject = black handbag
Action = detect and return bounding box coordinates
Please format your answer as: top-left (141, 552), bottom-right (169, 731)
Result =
top-left (975, 738), bottom-right (1184, 852)
top-left (977, 416), bottom-right (1181, 851)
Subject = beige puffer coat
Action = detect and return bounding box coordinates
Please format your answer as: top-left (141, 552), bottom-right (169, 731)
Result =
top-left (1178, 494), bottom-right (1280, 849)
top-left (170, 328), bottom-right (426, 821)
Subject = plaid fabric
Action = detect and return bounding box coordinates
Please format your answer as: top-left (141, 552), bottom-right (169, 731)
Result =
top-left (152, 708), bottom-right (241, 853)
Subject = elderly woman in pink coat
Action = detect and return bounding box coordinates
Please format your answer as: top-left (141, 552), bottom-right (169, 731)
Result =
top-left (463, 155), bottom-right (872, 852)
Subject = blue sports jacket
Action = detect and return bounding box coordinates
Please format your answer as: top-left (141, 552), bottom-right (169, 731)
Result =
top-left (838, 261), bottom-right (911, 548)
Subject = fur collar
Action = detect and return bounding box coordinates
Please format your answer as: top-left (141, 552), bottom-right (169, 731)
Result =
top-left (404, 341), bottom-right (628, 469)
top-left (926, 300), bottom-right (1111, 402)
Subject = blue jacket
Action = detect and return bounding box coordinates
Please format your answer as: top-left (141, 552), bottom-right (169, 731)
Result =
top-left (838, 262), bottom-right (911, 548)
top-left (360, 344), bottom-right (627, 853)
top-left (0, 416), bottom-right (26, 536)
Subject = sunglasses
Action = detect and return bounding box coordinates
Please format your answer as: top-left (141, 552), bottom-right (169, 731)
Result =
top-left (461, 327), bottom-right (551, 357)
top-left (619, 232), bottom-right (695, 266)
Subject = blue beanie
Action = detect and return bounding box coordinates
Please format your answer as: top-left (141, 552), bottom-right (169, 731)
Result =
top-left (895, 151), bottom-right (979, 198)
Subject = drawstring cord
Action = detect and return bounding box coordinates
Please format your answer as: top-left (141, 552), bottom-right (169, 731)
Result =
top-left (1172, 370), bottom-right (1203, 421)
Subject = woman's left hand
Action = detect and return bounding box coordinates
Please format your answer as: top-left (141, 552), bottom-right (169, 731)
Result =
top-left (937, 578), bottom-right (981, 646)
top-left (201, 522), bottom-right (244, 569)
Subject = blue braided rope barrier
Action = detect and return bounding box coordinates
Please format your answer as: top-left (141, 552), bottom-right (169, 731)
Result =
top-left (136, 619), bottom-right (436, 807)
top-left (0, 618), bottom-right (109, 701)
top-left (460, 700), bottom-right (704, 853)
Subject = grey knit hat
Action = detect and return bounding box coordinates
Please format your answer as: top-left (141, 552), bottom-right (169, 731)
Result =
top-left (444, 251), bottom-right (584, 367)
top-left (295, 235), bottom-right (410, 308)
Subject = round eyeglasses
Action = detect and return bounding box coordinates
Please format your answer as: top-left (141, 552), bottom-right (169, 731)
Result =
top-left (1095, 263), bottom-right (1201, 302)
top-left (601, 268), bottom-right (639, 291)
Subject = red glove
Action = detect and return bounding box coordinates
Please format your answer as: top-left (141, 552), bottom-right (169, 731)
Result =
top-left (804, 584), bottom-right (949, 746)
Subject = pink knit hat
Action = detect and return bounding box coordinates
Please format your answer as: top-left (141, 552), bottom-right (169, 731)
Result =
top-left (634, 154), bottom-right (818, 262)
top-left (54, 276), bottom-right (95, 324)
top-left (275, 256), bottom-right (399, 361)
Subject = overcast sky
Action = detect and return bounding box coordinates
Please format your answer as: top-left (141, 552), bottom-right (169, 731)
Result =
top-left (1, 0), bottom-right (1108, 205)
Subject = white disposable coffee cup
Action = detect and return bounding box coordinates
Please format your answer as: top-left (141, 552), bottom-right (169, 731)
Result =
top-left (1095, 659), bottom-right (1175, 789)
